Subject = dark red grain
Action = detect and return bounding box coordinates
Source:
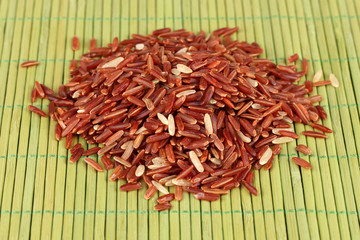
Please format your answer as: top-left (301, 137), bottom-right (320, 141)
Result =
top-left (55, 123), bottom-right (62, 141)
top-left (65, 133), bottom-right (73, 149)
top-left (41, 84), bottom-right (55, 95)
top-left (295, 144), bottom-right (312, 155)
top-left (70, 148), bottom-right (84, 163)
top-left (287, 53), bottom-right (299, 63)
top-left (316, 105), bottom-right (328, 120)
top-left (175, 185), bottom-right (183, 201)
top-left (110, 165), bottom-right (124, 181)
top-left (183, 186), bottom-right (203, 194)
top-left (302, 131), bottom-right (328, 138)
top-left (84, 157), bottom-right (103, 172)
top-left (35, 81), bottom-right (45, 98)
top-left (154, 203), bottom-right (172, 211)
top-left (31, 88), bottom-right (38, 102)
top-left (82, 147), bottom-right (102, 156)
top-left (28, 105), bottom-right (47, 117)
top-left (313, 80), bottom-right (331, 87)
top-left (302, 58), bottom-right (308, 74)
top-left (157, 193), bottom-right (175, 203)
top-left (101, 155), bottom-right (114, 170)
top-left (242, 180), bottom-right (258, 195)
top-left (194, 192), bottom-right (220, 201)
top-left (292, 157), bottom-right (312, 169)
top-left (144, 186), bottom-right (157, 199)
top-left (21, 61), bottom-right (39, 68)
top-left (72, 36), bottom-right (79, 51)
top-left (278, 130), bottom-right (299, 139)
top-left (310, 123), bottom-right (333, 133)
top-left (120, 182), bottom-right (142, 191)
top-left (70, 143), bottom-right (82, 154)
top-left (272, 144), bottom-right (282, 155)
top-left (90, 38), bottom-right (96, 50)
top-left (245, 171), bottom-right (255, 185)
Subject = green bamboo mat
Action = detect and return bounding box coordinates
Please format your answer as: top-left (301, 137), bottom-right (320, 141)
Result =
top-left (0, 0), bottom-right (360, 239)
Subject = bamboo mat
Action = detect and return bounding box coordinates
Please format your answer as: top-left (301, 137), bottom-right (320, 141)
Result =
top-left (0, 0), bottom-right (360, 239)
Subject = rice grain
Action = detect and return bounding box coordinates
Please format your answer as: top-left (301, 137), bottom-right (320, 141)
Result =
top-left (177, 64), bottom-right (193, 73)
top-left (295, 144), bottom-right (312, 155)
top-left (272, 137), bottom-right (294, 144)
top-left (292, 157), bottom-right (312, 169)
top-left (154, 203), bottom-right (172, 211)
top-left (168, 114), bottom-right (175, 136)
top-left (21, 61), bottom-right (40, 68)
top-left (72, 36), bottom-right (79, 51)
top-left (312, 70), bottom-right (323, 83)
top-left (259, 147), bottom-right (273, 165)
top-left (189, 151), bottom-right (204, 172)
top-left (84, 158), bottom-right (103, 172)
top-left (152, 180), bottom-right (169, 194)
top-left (329, 73), bottom-right (339, 87)
top-left (157, 113), bottom-right (169, 125)
top-left (135, 165), bottom-right (145, 177)
top-left (204, 114), bottom-right (213, 135)
top-left (28, 105), bottom-right (47, 117)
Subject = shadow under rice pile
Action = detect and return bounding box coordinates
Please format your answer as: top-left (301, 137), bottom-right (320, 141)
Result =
top-left (28, 27), bottom-right (335, 211)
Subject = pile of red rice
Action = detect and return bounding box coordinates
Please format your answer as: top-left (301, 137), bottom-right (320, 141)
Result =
top-left (27, 27), bottom-right (335, 211)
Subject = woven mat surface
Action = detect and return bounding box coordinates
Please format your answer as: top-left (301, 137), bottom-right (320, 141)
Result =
top-left (0, 0), bottom-right (360, 239)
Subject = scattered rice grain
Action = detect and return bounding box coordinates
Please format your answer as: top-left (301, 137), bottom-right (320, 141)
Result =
top-left (312, 70), bottom-right (323, 83)
top-left (329, 73), bottom-right (339, 87)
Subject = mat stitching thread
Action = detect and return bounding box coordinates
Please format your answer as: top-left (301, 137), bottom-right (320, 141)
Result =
top-left (0, 15), bottom-right (360, 21)
top-left (0, 209), bottom-right (359, 215)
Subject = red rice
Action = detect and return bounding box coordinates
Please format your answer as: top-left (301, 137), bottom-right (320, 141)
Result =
top-left (154, 203), bottom-right (172, 211)
top-left (157, 193), bottom-right (175, 203)
top-left (101, 155), bottom-right (114, 170)
top-left (175, 185), bottom-right (183, 200)
top-left (295, 144), bottom-right (312, 155)
top-left (278, 130), bottom-right (299, 139)
top-left (65, 133), bottom-right (73, 149)
top-left (84, 157), bottom-right (104, 172)
top-left (310, 123), bottom-right (333, 133)
top-left (70, 143), bottom-right (82, 154)
top-left (313, 80), bottom-right (331, 87)
top-left (28, 105), bottom-right (47, 117)
top-left (110, 165), bottom-right (124, 181)
top-left (144, 186), bottom-right (157, 199)
top-left (31, 88), bottom-right (37, 102)
top-left (21, 61), bottom-right (39, 68)
top-left (72, 36), bottom-right (79, 51)
top-left (82, 147), bottom-right (101, 156)
top-left (302, 131), bottom-right (328, 138)
top-left (35, 81), bottom-right (45, 98)
top-left (194, 192), bottom-right (220, 201)
top-left (241, 180), bottom-right (258, 196)
top-left (316, 105), bottom-right (328, 120)
top-left (120, 182), bottom-right (142, 191)
top-left (28, 27), bottom-right (335, 211)
top-left (292, 157), bottom-right (312, 169)
top-left (287, 53), bottom-right (299, 63)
